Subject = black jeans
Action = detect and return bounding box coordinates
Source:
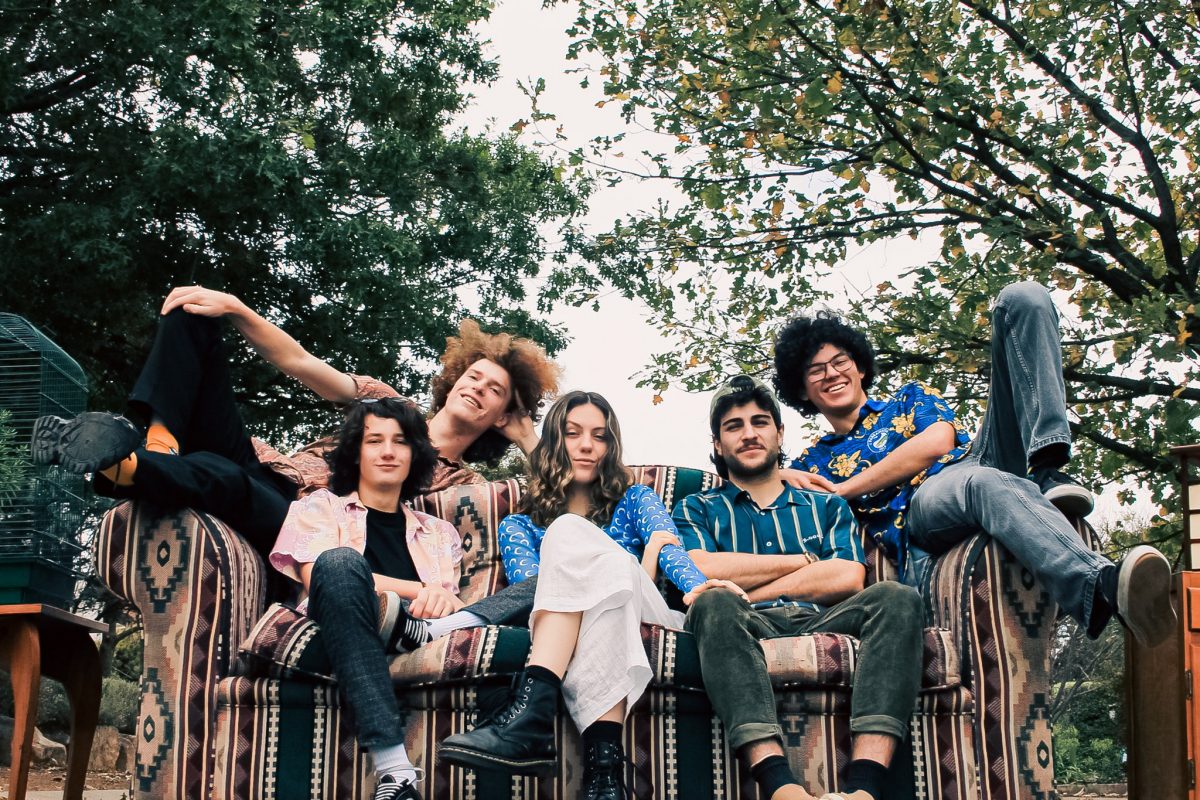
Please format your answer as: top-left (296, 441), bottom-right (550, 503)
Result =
top-left (101, 309), bottom-right (296, 557)
top-left (308, 548), bottom-right (405, 749)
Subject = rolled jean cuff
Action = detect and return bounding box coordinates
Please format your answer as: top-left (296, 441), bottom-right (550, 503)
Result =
top-left (728, 722), bottom-right (783, 751)
top-left (850, 714), bottom-right (908, 740)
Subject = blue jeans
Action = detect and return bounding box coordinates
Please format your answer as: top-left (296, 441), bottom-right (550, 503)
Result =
top-left (907, 282), bottom-right (1111, 631)
top-left (307, 548), bottom-right (405, 749)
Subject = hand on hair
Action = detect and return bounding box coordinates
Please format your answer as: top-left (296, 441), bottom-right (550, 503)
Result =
top-left (408, 584), bottom-right (466, 619)
top-left (780, 468), bottom-right (837, 493)
top-left (682, 578), bottom-right (750, 607)
top-left (499, 403), bottom-right (538, 454)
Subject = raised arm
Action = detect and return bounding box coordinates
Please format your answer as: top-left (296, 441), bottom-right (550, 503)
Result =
top-left (161, 286), bottom-right (358, 403)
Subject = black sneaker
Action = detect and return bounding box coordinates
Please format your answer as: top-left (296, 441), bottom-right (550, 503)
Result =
top-left (31, 412), bottom-right (142, 474)
top-left (1031, 468), bottom-right (1094, 518)
top-left (1113, 545), bottom-right (1177, 648)
top-left (372, 773), bottom-right (421, 800)
top-left (378, 591), bottom-right (432, 654)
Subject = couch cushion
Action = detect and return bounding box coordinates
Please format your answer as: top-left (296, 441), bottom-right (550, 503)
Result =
top-left (238, 603), bottom-right (960, 692)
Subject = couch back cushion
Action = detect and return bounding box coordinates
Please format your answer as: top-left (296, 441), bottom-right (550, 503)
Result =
top-left (412, 466), bottom-right (891, 604)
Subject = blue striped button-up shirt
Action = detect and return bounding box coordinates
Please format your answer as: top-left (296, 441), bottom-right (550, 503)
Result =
top-left (671, 481), bottom-right (865, 612)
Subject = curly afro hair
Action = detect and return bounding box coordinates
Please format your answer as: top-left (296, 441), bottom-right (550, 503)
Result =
top-left (429, 320), bottom-right (560, 466)
top-left (772, 312), bottom-right (876, 416)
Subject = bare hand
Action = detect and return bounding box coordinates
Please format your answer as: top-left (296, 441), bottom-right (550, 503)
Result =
top-left (499, 402), bottom-right (539, 455)
top-left (408, 585), bottom-right (465, 619)
top-left (780, 468), bottom-right (837, 493)
top-left (161, 286), bottom-right (245, 318)
top-left (682, 578), bottom-right (750, 607)
top-left (645, 530), bottom-right (680, 551)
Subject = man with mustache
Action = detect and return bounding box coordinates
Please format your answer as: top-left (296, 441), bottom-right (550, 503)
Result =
top-left (673, 376), bottom-right (923, 800)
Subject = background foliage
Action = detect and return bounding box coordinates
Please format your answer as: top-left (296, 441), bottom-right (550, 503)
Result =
top-left (0, 0), bottom-right (589, 445)
top-left (548, 0), bottom-right (1200, 529)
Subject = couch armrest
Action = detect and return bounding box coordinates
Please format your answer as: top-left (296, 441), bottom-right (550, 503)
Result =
top-left (95, 500), bottom-right (267, 799)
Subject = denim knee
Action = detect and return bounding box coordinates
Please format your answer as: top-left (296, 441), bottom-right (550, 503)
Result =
top-left (996, 281), bottom-right (1053, 317)
top-left (866, 581), bottom-right (924, 631)
top-left (310, 547), bottom-right (372, 592)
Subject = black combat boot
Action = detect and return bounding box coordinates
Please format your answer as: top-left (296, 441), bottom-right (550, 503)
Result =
top-left (439, 669), bottom-right (558, 775)
top-left (582, 739), bottom-right (628, 800)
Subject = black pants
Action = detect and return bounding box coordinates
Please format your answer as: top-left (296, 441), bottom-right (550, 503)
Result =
top-left (100, 309), bottom-right (297, 558)
top-left (465, 575), bottom-right (538, 627)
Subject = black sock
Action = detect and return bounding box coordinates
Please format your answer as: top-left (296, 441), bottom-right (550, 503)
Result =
top-left (751, 754), bottom-right (797, 798)
top-left (583, 720), bottom-right (622, 746)
top-left (1087, 564), bottom-right (1119, 638)
top-left (843, 758), bottom-right (888, 800)
top-left (524, 664), bottom-right (562, 689)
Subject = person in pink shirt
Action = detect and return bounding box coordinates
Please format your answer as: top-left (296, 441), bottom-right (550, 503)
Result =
top-left (272, 396), bottom-right (453, 800)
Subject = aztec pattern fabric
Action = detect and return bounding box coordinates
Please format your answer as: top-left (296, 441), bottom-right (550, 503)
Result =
top-left (237, 612), bottom-right (962, 694)
top-left (96, 502), bottom-right (266, 800)
top-left (97, 466), bottom-right (1098, 800)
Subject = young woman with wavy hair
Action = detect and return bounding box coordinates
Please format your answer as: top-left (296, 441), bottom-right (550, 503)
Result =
top-left (440, 391), bottom-right (745, 799)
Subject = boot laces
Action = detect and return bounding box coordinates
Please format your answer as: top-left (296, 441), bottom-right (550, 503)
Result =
top-left (584, 741), bottom-right (630, 797)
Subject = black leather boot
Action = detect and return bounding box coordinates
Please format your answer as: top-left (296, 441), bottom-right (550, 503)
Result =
top-left (438, 671), bottom-right (558, 776)
top-left (582, 739), bottom-right (628, 800)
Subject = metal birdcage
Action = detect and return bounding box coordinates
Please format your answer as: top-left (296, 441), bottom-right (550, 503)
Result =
top-left (0, 313), bottom-right (88, 606)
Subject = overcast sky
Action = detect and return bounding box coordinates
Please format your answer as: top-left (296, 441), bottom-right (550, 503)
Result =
top-left (461, 1), bottom-right (1148, 526)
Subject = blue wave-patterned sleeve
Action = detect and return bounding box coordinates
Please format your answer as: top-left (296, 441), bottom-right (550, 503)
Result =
top-left (627, 485), bottom-right (708, 593)
top-left (499, 514), bottom-right (543, 584)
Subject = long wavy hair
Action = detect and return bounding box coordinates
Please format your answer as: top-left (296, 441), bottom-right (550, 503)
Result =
top-left (326, 398), bottom-right (439, 501)
top-left (520, 391), bottom-right (631, 528)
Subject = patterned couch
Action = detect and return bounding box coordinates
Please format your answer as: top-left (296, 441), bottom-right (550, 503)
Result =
top-left (96, 465), bottom-right (1094, 800)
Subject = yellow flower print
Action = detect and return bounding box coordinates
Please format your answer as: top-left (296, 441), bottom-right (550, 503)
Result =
top-left (891, 412), bottom-right (916, 437)
top-left (862, 413), bottom-right (879, 430)
top-left (830, 450), bottom-right (861, 478)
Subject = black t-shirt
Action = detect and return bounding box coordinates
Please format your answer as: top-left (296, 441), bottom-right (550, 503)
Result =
top-left (363, 507), bottom-right (419, 582)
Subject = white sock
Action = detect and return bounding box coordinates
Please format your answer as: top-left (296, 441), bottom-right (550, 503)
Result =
top-left (426, 611), bottom-right (487, 640)
top-left (371, 742), bottom-right (417, 784)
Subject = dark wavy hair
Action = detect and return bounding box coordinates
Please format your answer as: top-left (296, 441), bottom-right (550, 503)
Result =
top-left (708, 378), bottom-right (786, 480)
top-left (325, 398), bottom-right (439, 501)
top-left (519, 391), bottom-right (632, 528)
top-left (773, 311), bottom-right (876, 416)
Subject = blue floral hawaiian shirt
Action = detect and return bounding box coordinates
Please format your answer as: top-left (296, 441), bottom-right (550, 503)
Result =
top-left (499, 483), bottom-right (707, 593)
top-left (790, 382), bottom-right (972, 577)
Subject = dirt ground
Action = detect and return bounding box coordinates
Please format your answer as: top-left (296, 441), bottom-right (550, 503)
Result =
top-left (0, 766), bottom-right (130, 791)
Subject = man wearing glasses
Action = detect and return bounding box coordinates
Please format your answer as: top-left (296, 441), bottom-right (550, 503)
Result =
top-left (30, 286), bottom-right (559, 561)
top-left (772, 282), bottom-right (1176, 652)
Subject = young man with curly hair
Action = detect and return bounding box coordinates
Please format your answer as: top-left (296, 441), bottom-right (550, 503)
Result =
top-left (31, 286), bottom-right (559, 559)
top-left (773, 282), bottom-right (1176, 652)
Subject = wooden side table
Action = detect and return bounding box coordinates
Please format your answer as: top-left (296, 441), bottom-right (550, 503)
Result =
top-left (0, 604), bottom-right (108, 800)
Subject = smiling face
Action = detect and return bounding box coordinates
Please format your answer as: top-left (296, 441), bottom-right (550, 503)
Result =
top-left (444, 358), bottom-right (513, 433)
top-left (713, 400), bottom-right (783, 480)
top-left (357, 414), bottom-right (413, 498)
top-left (563, 402), bottom-right (610, 487)
top-left (799, 343), bottom-right (868, 420)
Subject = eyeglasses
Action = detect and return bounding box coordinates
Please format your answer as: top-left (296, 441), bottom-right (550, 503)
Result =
top-left (805, 352), bottom-right (854, 382)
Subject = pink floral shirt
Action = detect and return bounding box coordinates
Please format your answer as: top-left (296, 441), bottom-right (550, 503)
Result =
top-left (270, 488), bottom-right (463, 606)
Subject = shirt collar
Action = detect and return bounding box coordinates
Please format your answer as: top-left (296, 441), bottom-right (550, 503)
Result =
top-left (716, 479), bottom-right (813, 509)
top-left (817, 395), bottom-right (887, 444)
top-left (342, 491), bottom-right (426, 539)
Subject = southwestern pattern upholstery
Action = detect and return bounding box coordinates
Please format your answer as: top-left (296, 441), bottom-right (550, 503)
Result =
top-left (96, 466), bottom-right (1097, 800)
